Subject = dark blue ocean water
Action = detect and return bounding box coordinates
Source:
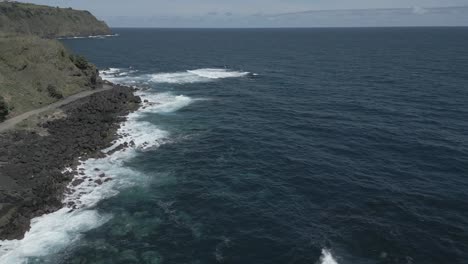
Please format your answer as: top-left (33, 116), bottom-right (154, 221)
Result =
top-left (52, 28), bottom-right (468, 264)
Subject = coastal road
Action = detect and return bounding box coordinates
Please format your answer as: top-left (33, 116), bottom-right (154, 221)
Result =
top-left (0, 84), bottom-right (113, 133)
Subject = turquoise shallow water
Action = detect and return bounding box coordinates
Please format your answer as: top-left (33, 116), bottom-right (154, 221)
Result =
top-left (6, 28), bottom-right (468, 264)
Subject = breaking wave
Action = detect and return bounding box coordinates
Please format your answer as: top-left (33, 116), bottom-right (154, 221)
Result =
top-left (0, 89), bottom-right (192, 263)
top-left (150, 68), bottom-right (251, 84)
top-left (57, 34), bottom-right (119, 40)
top-left (319, 249), bottom-right (338, 264)
top-left (100, 68), bottom-right (252, 85)
top-left (0, 65), bottom-right (251, 263)
top-left (100, 68), bottom-right (142, 84)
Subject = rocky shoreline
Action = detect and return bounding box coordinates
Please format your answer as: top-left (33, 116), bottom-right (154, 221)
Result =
top-left (0, 83), bottom-right (141, 240)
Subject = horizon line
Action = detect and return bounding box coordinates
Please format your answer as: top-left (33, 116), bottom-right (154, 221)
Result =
top-left (108, 26), bottom-right (468, 29)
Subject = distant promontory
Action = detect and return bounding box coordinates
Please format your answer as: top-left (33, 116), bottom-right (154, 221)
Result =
top-left (0, 1), bottom-right (111, 38)
top-left (0, 2), bottom-right (142, 241)
top-left (0, 1), bottom-right (113, 119)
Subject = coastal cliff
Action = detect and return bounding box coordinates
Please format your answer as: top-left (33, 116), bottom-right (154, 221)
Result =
top-left (0, 1), bottom-right (111, 38)
top-left (0, 2), bottom-right (112, 119)
top-left (0, 36), bottom-right (100, 118)
top-left (0, 3), bottom-right (141, 240)
top-left (0, 85), bottom-right (141, 240)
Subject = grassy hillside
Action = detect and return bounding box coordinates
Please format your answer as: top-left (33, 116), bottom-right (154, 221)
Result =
top-left (0, 36), bottom-right (100, 118)
top-left (0, 1), bottom-right (111, 38)
top-left (0, 2), bottom-right (110, 120)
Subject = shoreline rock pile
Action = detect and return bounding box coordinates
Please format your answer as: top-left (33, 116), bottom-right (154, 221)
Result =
top-left (0, 84), bottom-right (141, 240)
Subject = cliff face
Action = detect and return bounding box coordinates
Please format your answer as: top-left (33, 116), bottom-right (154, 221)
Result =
top-left (0, 3), bottom-right (129, 241)
top-left (0, 2), bottom-right (112, 38)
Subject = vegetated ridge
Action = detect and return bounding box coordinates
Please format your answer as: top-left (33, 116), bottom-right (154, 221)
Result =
top-left (0, 1), bottom-right (111, 38)
top-left (0, 1), bottom-right (112, 120)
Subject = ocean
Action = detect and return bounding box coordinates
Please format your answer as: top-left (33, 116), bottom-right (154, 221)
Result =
top-left (1, 28), bottom-right (468, 264)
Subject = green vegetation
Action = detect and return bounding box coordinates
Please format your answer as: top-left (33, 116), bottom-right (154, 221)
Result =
top-left (0, 1), bottom-right (111, 38)
top-left (70, 55), bottom-right (90, 70)
top-left (47, 85), bottom-right (63, 99)
top-left (0, 2), bottom-right (110, 119)
top-left (0, 36), bottom-right (101, 117)
top-left (0, 96), bottom-right (9, 121)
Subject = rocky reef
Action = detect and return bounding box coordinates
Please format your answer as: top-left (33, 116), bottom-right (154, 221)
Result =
top-left (0, 0), bottom-right (130, 241)
top-left (0, 84), bottom-right (141, 239)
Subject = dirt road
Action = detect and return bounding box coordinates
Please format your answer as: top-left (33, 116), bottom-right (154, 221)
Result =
top-left (0, 84), bottom-right (113, 133)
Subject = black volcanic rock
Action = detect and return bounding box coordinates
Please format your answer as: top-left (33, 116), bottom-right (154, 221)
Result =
top-left (0, 85), bottom-right (140, 240)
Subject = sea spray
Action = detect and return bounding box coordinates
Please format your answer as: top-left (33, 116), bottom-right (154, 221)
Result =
top-left (151, 68), bottom-right (250, 84)
top-left (0, 65), bottom-right (255, 263)
top-left (101, 68), bottom-right (252, 85)
top-left (319, 249), bottom-right (339, 264)
top-left (0, 89), bottom-right (192, 264)
top-left (55, 28), bottom-right (468, 264)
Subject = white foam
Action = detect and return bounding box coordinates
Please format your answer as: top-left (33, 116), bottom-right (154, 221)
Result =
top-left (100, 68), bottom-right (141, 84)
top-left (100, 68), bottom-right (121, 75)
top-left (100, 67), bottom-right (252, 85)
top-left (0, 89), bottom-right (193, 263)
top-left (149, 72), bottom-right (205, 84)
top-left (0, 209), bottom-right (110, 263)
top-left (150, 68), bottom-right (251, 84)
top-left (319, 249), bottom-right (339, 264)
top-left (188, 68), bottom-right (250, 79)
top-left (57, 34), bottom-right (119, 40)
top-left (61, 167), bottom-right (73, 174)
top-left (140, 92), bottom-right (193, 113)
top-left (100, 67), bottom-right (139, 77)
top-left (0, 66), bottom-right (246, 262)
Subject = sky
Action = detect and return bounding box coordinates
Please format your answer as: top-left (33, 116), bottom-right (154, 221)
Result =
top-left (17, 0), bottom-right (468, 27)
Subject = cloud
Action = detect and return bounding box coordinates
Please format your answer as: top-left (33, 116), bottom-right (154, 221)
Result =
top-left (412, 6), bottom-right (428, 14)
top-left (18, 0), bottom-right (468, 27)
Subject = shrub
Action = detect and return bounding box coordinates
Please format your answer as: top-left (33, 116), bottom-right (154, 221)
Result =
top-left (70, 54), bottom-right (89, 70)
top-left (47, 84), bottom-right (63, 99)
top-left (0, 96), bottom-right (9, 121)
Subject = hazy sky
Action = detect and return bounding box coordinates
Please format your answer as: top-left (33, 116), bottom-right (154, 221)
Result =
top-left (19, 0), bottom-right (468, 15)
top-left (18, 0), bottom-right (468, 27)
